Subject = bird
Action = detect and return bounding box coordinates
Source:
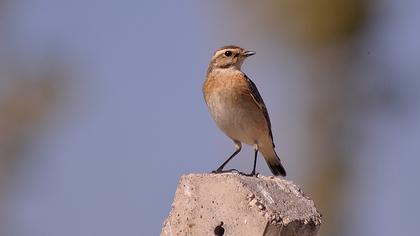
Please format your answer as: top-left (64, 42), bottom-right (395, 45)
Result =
top-left (203, 45), bottom-right (286, 177)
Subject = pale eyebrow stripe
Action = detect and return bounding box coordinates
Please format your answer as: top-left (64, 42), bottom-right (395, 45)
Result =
top-left (212, 48), bottom-right (240, 60)
top-left (212, 49), bottom-right (229, 60)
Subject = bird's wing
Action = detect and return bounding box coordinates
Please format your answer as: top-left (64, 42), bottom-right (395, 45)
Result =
top-left (244, 74), bottom-right (275, 147)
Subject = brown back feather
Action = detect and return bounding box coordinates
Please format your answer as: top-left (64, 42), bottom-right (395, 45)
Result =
top-left (244, 74), bottom-right (275, 148)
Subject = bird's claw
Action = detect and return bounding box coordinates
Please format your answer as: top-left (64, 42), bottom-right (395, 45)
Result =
top-left (238, 171), bottom-right (259, 177)
top-left (211, 169), bottom-right (239, 174)
top-left (212, 169), bottom-right (259, 177)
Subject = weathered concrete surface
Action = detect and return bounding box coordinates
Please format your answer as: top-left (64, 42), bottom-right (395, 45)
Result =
top-left (161, 173), bottom-right (321, 236)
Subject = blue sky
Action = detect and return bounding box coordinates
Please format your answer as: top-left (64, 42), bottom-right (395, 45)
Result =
top-left (2, 0), bottom-right (420, 235)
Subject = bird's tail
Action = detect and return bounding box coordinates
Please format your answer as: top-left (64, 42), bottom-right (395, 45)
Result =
top-left (260, 146), bottom-right (286, 176)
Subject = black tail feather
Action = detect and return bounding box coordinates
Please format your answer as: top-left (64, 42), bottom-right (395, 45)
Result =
top-left (262, 148), bottom-right (287, 177)
top-left (268, 161), bottom-right (286, 176)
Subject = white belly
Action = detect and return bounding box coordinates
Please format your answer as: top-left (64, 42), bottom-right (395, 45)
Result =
top-left (206, 90), bottom-right (267, 145)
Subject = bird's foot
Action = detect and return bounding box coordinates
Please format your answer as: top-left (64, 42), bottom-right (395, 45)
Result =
top-left (211, 169), bottom-right (259, 177)
top-left (211, 168), bottom-right (239, 174)
top-left (239, 171), bottom-right (259, 177)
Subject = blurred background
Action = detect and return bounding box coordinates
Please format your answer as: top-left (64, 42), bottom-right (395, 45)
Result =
top-left (0, 0), bottom-right (419, 235)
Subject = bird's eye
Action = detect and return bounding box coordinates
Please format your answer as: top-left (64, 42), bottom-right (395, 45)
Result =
top-left (224, 51), bottom-right (232, 57)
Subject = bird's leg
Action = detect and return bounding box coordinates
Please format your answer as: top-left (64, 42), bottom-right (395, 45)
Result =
top-left (212, 142), bottom-right (241, 173)
top-left (247, 144), bottom-right (259, 176)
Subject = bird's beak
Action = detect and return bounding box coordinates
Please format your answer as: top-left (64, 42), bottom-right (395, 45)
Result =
top-left (243, 51), bottom-right (256, 57)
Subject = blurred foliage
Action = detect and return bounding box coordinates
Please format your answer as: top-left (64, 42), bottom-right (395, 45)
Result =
top-left (0, 64), bottom-right (67, 233)
top-left (0, 71), bottom-right (64, 172)
top-left (0, 2), bottom-right (68, 233)
top-left (270, 0), bottom-right (368, 48)
top-left (222, 1), bottom-right (370, 235)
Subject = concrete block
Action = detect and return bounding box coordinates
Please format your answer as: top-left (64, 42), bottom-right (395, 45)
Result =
top-left (161, 173), bottom-right (321, 236)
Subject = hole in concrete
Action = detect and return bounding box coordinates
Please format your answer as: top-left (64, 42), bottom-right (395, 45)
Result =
top-left (214, 221), bottom-right (224, 236)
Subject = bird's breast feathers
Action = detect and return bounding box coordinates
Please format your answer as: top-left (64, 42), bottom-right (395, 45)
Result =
top-left (203, 69), bottom-right (269, 144)
top-left (203, 69), bottom-right (249, 102)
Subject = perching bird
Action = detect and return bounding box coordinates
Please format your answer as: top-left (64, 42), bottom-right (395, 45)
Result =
top-left (203, 45), bottom-right (286, 177)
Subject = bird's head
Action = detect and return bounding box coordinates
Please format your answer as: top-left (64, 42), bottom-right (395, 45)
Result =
top-left (209, 45), bottom-right (255, 70)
